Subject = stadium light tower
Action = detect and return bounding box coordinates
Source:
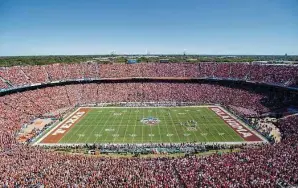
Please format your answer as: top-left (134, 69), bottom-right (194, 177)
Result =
top-left (183, 49), bottom-right (187, 56)
top-left (111, 50), bottom-right (116, 63)
top-left (183, 49), bottom-right (187, 63)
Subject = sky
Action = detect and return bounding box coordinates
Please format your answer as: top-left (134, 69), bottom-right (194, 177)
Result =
top-left (0, 0), bottom-right (297, 56)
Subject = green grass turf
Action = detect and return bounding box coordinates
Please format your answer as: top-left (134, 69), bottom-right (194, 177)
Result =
top-left (59, 107), bottom-right (244, 144)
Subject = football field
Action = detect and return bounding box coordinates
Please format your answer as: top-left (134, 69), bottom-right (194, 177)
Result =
top-left (39, 106), bottom-right (263, 144)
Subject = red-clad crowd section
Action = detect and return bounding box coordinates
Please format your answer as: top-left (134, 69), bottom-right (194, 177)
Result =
top-left (0, 62), bottom-right (297, 89)
top-left (0, 62), bottom-right (297, 187)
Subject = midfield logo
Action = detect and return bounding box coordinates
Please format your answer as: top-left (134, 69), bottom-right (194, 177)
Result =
top-left (141, 117), bottom-right (160, 126)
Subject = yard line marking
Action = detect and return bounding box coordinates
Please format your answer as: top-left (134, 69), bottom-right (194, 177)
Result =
top-left (68, 108), bottom-right (100, 143)
top-left (162, 108), bottom-right (172, 143)
top-left (168, 108), bottom-right (182, 143)
top-left (213, 116), bottom-right (236, 142)
top-left (96, 108), bottom-right (116, 143)
top-left (113, 108), bottom-right (126, 143)
top-left (141, 109), bottom-right (144, 143)
top-left (50, 106), bottom-right (252, 145)
top-left (84, 109), bottom-right (106, 143)
top-left (156, 108), bottom-right (163, 142)
top-left (203, 109), bottom-right (227, 142)
top-left (70, 115), bottom-right (94, 143)
top-left (202, 108), bottom-right (222, 141)
top-left (132, 108), bottom-right (138, 143)
top-left (104, 108), bottom-right (118, 143)
top-left (58, 109), bottom-right (90, 143)
top-left (173, 109), bottom-right (190, 143)
top-left (200, 108), bottom-right (222, 141)
top-left (148, 108), bottom-right (153, 143)
top-left (122, 108), bottom-right (133, 143)
top-left (186, 110), bottom-right (205, 142)
top-left (207, 109), bottom-right (238, 142)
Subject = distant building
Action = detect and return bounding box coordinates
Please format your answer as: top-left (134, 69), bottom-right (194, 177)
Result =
top-left (127, 59), bottom-right (138, 64)
top-left (92, 57), bottom-right (112, 63)
top-left (252, 61), bottom-right (269, 64)
top-left (186, 58), bottom-right (197, 62)
top-left (159, 59), bottom-right (169, 63)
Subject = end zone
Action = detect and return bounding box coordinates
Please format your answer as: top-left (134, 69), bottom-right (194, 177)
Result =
top-left (34, 108), bottom-right (89, 145)
top-left (209, 106), bottom-right (266, 142)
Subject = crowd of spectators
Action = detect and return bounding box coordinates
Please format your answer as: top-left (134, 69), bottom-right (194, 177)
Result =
top-left (0, 112), bottom-right (297, 187)
top-left (0, 62), bottom-right (297, 186)
top-left (0, 82), bottom-right (271, 146)
top-left (0, 81), bottom-right (293, 148)
top-left (0, 62), bottom-right (297, 90)
top-left (86, 142), bottom-right (233, 154)
top-left (247, 118), bottom-right (280, 143)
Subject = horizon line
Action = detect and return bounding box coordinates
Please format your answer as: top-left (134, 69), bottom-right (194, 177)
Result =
top-left (0, 54), bottom-right (296, 57)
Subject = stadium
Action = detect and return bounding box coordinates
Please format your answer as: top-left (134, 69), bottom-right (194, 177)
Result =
top-left (0, 62), bottom-right (297, 187)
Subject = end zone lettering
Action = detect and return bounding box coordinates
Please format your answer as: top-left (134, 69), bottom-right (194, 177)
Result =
top-left (210, 107), bottom-right (253, 138)
top-left (52, 111), bottom-right (85, 136)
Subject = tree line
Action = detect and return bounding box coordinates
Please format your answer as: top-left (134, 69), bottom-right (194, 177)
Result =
top-left (0, 55), bottom-right (297, 67)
